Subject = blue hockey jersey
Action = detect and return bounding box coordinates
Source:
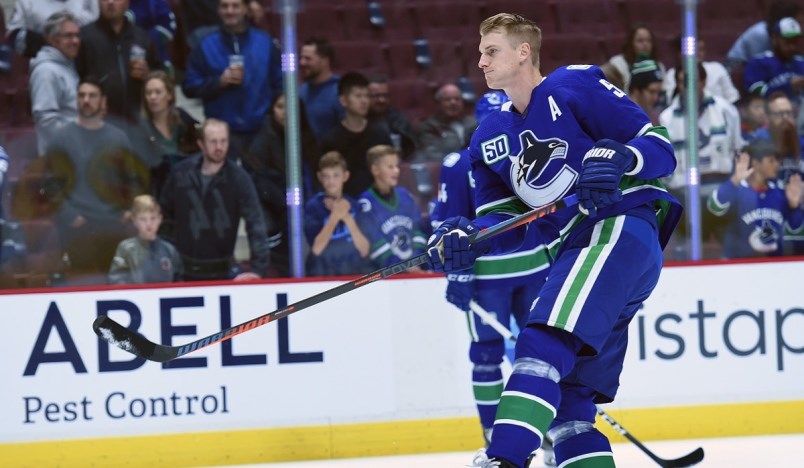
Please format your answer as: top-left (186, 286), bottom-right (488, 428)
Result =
top-left (708, 179), bottom-right (804, 258)
top-left (358, 187), bottom-right (427, 268)
top-left (431, 149), bottom-right (550, 288)
top-left (468, 65), bottom-right (682, 253)
top-left (743, 52), bottom-right (804, 100)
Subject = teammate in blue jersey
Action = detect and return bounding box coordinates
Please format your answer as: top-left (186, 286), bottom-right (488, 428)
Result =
top-left (708, 140), bottom-right (803, 258)
top-left (433, 144), bottom-right (562, 464)
top-left (426, 13), bottom-right (682, 468)
top-left (359, 145), bottom-right (428, 270)
top-left (431, 91), bottom-right (554, 464)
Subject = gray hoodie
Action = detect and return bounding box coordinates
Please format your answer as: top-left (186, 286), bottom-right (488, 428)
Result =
top-left (29, 45), bottom-right (79, 156)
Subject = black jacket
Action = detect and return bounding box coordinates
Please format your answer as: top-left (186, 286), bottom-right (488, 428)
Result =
top-left (159, 154), bottom-right (270, 279)
top-left (76, 18), bottom-right (162, 123)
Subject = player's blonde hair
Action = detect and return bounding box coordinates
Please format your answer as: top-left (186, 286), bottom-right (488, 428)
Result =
top-left (479, 13), bottom-right (542, 67)
top-left (131, 194), bottom-right (161, 216)
top-left (366, 144), bottom-right (399, 167)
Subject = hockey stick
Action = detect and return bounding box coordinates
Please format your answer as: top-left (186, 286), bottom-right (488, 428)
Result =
top-left (467, 300), bottom-right (705, 468)
top-left (93, 194), bottom-right (578, 363)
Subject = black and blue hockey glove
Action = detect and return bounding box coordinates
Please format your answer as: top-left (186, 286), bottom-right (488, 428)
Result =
top-left (576, 139), bottom-right (637, 217)
top-left (445, 271), bottom-right (475, 312)
top-left (427, 216), bottom-right (490, 272)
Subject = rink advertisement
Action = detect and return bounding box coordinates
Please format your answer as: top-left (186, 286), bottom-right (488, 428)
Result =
top-left (0, 259), bottom-right (802, 464)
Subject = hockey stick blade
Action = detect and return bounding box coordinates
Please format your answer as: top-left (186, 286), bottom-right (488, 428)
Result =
top-left (93, 194), bottom-right (578, 363)
top-left (596, 408), bottom-right (705, 467)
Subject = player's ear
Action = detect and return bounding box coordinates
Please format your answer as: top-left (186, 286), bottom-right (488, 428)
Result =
top-left (518, 41), bottom-right (531, 63)
top-left (342, 170), bottom-right (350, 182)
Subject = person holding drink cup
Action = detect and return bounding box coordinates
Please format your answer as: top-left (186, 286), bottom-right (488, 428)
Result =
top-left (77, 0), bottom-right (162, 124)
top-left (183, 0), bottom-right (283, 163)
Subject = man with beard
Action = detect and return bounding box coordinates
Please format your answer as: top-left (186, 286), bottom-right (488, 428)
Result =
top-left (753, 92), bottom-right (804, 181)
top-left (299, 37), bottom-right (344, 141)
top-left (744, 16), bottom-right (804, 102)
top-left (46, 77), bottom-right (147, 284)
top-left (367, 74), bottom-right (418, 161)
top-left (159, 119), bottom-right (270, 281)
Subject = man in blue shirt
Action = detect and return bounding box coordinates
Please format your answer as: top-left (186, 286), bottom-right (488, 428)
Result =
top-left (299, 37), bottom-right (344, 141)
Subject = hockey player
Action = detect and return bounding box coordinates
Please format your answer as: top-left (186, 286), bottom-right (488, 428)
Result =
top-left (707, 140), bottom-right (803, 258)
top-left (431, 91), bottom-right (555, 465)
top-left (426, 13), bottom-right (682, 468)
top-left (359, 144), bottom-right (428, 270)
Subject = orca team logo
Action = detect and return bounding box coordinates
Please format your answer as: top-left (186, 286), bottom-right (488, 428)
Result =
top-left (391, 230), bottom-right (414, 260)
top-left (509, 130), bottom-right (577, 207)
top-left (749, 220), bottom-right (779, 253)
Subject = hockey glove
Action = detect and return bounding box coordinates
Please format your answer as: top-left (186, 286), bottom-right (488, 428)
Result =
top-left (445, 271), bottom-right (475, 312)
top-left (427, 216), bottom-right (490, 272)
top-left (576, 139), bottom-right (637, 217)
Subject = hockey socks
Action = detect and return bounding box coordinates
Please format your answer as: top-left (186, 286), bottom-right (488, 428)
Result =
top-left (470, 340), bottom-right (506, 430)
top-left (486, 326), bottom-right (582, 467)
top-left (548, 385), bottom-right (614, 467)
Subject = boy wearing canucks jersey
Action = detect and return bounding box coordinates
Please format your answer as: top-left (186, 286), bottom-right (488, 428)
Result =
top-left (431, 91), bottom-right (553, 463)
top-left (707, 140), bottom-right (803, 258)
top-left (359, 145), bottom-right (428, 270)
top-left (427, 13), bottom-right (682, 468)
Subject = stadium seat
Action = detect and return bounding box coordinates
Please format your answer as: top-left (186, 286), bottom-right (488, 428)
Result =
top-left (540, 34), bottom-right (606, 75)
top-left (339, 2), bottom-right (387, 42)
top-left (413, 1), bottom-right (485, 40)
top-left (485, 0), bottom-right (559, 34)
top-left (335, 40), bottom-right (390, 76)
top-left (387, 78), bottom-right (437, 122)
top-left (554, 0), bottom-right (627, 35)
top-left (297, 3), bottom-right (348, 41)
top-left (387, 40), bottom-right (424, 79)
top-left (428, 39), bottom-right (465, 79)
top-left (383, 3), bottom-right (420, 41)
top-left (621, 0), bottom-right (681, 36)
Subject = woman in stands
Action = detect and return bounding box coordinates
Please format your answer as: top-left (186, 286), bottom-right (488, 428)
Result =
top-left (130, 70), bottom-right (199, 200)
top-left (242, 93), bottom-right (320, 277)
top-left (606, 23), bottom-right (667, 92)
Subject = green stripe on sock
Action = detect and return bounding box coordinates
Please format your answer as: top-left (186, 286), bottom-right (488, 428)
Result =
top-left (473, 382), bottom-right (504, 403)
top-left (563, 452), bottom-right (615, 467)
top-left (495, 394), bottom-right (554, 434)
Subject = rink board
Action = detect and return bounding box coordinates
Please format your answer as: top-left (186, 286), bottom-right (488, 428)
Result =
top-left (0, 259), bottom-right (802, 466)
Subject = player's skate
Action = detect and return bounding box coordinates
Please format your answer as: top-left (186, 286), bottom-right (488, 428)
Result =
top-left (482, 427), bottom-right (493, 447)
top-left (468, 448), bottom-right (518, 467)
top-left (541, 436), bottom-right (556, 466)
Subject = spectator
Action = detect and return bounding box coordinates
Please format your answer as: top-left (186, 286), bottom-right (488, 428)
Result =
top-left (358, 145), bottom-right (427, 271)
top-left (129, 70), bottom-right (199, 200)
top-left (726, 0), bottom-right (801, 70)
top-left (708, 140), bottom-right (803, 258)
top-left (367, 74), bottom-right (418, 161)
top-left (76, 0), bottom-right (163, 124)
top-left (179, 0), bottom-right (264, 50)
top-left (46, 76), bottom-right (148, 282)
top-left (661, 63), bottom-right (743, 199)
top-left (321, 72), bottom-right (392, 199)
top-left (303, 151), bottom-right (370, 276)
top-left (737, 94), bottom-right (768, 142)
top-left (5, 0), bottom-right (98, 58)
top-left (108, 194), bottom-right (182, 283)
top-left (416, 82), bottom-right (477, 162)
top-left (182, 0), bottom-right (282, 163)
top-left (744, 17), bottom-right (804, 102)
top-left (628, 58), bottom-right (664, 125)
top-left (606, 23), bottom-right (666, 92)
top-left (243, 93), bottom-right (321, 277)
top-left (661, 63), bottom-right (743, 251)
top-left (0, 145), bottom-right (24, 266)
top-left (663, 37), bottom-right (740, 104)
top-left (29, 11), bottom-right (81, 156)
top-left (159, 118), bottom-right (270, 281)
top-left (127, 0), bottom-right (178, 72)
top-left (299, 37), bottom-right (344, 141)
top-left (753, 92), bottom-right (804, 181)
